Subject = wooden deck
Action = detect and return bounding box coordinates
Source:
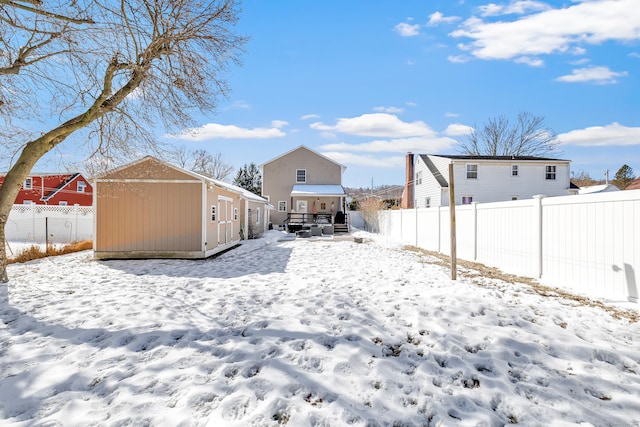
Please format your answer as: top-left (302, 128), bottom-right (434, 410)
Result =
top-left (284, 212), bottom-right (349, 234)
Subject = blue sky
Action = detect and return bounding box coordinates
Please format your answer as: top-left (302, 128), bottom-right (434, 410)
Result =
top-left (63, 0), bottom-right (640, 187)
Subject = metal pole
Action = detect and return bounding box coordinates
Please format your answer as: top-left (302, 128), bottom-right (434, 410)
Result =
top-left (448, 163), bottom-right (457, 280)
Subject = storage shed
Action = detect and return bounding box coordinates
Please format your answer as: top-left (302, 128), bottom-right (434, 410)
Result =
top-left (93, 156), bottom-right (243, 260)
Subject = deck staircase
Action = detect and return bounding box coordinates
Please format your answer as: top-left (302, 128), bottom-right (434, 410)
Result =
top-left (333, 223), bottom-right (349, 234)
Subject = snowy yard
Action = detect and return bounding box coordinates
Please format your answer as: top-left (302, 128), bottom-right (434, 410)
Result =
top-left (1, 230), bottom-right (640, 426)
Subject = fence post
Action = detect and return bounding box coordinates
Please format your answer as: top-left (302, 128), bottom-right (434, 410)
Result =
top-left (533, 195), bottom-right (545, 278)
top-left (31, 203), bottom-right (36, 242)
top-left (472, 202), bottom-right (478, 261)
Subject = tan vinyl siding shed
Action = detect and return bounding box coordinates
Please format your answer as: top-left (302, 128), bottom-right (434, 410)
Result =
top-left (94, 156), bottom-right (242, 260)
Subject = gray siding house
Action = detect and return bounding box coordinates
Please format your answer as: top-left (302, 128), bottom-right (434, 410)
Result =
top-left (261, 145), bottom-right (347, 228)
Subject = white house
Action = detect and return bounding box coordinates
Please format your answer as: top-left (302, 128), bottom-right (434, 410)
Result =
top-left (411, 153), bottom-right (572, 207)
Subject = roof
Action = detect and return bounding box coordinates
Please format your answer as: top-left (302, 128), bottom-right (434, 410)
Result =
top-left (577, 184), bottom-right (620, 195)
top-left (260, 145), bottom-right (347, 174)
top-left (418, 155), bottom-right (448, 188)
top-left (291, 184), bottom-right (346, 197)
top-left (627, 178), bottom-right (640, 190)
top-left (428, 154), bottom-right (569, 162)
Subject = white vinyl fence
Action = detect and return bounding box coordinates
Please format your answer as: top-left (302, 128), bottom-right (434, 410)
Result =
top-left (379, 190), bottom-right (640, 304)
top-left (5, 204), bottom-right (93, 244)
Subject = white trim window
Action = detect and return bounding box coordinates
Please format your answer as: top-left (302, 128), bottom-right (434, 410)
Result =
top-left (256, 207), bottom-right (261, 224)
top-left (296, 169), bottom-right (306, 183)
top-left (466, 164), bottom-right (478, 179)
top-left (210, 205), bottom-right (216, 222)
top-left (511, 165), bottom-right (519, 177)
top-left (278, 201), bottom-right (287, 212)
top-left (234, 208), bottom-right (238, 220)
top-left (24, 177), bottom-right (33, 190)
top-left (545, 165), bottom-right (557, 180)
top-left (415, 171), bottom-right (422, 185)
top-left (425, 197), bottom-right (431, 208)
top-left (462, 196), bottom-right (473, 205)
top-left (77, 181), bottom-right (87, 193)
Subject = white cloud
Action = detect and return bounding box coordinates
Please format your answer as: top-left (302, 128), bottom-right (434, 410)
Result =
top-left (310, 113), bottom-right (436, 138)
top-left (443, 123), bottom-right (474, 136)
top-left (319, 152), bottom-right (406, 168)
top-left (450, 0), bottom-right (640, 61)
top-left (168, 123), bottom-right (286, 141)
top-left (318, 135), bottom-right (456, 154)
top-left (271, 120), bottom-right (289, 128)
top-left (556, 66), bottom-right (628, 84)
top-left (373, 106), bottom-right (404, 114)
top-left (479, 1), bottom-right (551, 17)
top-left (445, 112), bottom-right (460, 118)
top-left (301, 114), bottom-right (320, 120)
top-left (630, 52), bottom-right (640, 59)
top-left (395, 22), bottom-right (421, 37)
top-left (427, 11), bottom-right (461, 26)
top-left (557, 122), bottom-right (640, 146)
top-left (447, 54), bottom-right (471, 63)
top-left (515, 56), bottom-right (544, 67)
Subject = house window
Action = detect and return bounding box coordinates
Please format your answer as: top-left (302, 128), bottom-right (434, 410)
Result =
top-left (24, 177), bottom-right (33, 190)
top-left (278, 201), bottom-right (287, 212)
top-left (462, 196), bottom-right (473, 205)
top-left (545, 165), bottom-right (556, 180)
top-left (23, 200), bottom-right (33, 205)
top-left (512, 196), bottom-right (518, 201)
top-left (425, 197), bottom-right (431, 208)
top-left (512, 165), bottom-right (519, 177)
top-left (296, 169), bottom-right (306, 183)
top-left (256, 207), bottom-right (261, 224)
top-left (415, 171), bottom-right (422, 185)
top-left (59, 201), bottom-right (68, 206)
top-left (234, 208), bottom-right (238, 220)
top-left (466, 164), bottom-right (478, 179)
top-left (77, 181), bottom-right (87, 193)
top-left (320, 202), bottom-right (326, 210)
top-left (210, 205), bottom-right (216, 222)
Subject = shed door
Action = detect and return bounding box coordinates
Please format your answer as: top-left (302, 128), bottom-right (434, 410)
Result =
top-left (218, 196), bottom-right (233, 245)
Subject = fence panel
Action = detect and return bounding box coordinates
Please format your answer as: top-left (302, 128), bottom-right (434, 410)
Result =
top-left (6, 204), bottom-right (94, 244)
top-left (378, 190), bottom-right (640, 303)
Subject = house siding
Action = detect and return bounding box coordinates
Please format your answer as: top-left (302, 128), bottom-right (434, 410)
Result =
top-left (263, 146), bottom-right (343, 225)
top-left (414, 155), bottom-right (572, 207)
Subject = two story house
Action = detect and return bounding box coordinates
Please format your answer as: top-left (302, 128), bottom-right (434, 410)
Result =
top-left (409, 153), bottom-right (572, 208)
top-left (261, 145), bottom-right (347, 229)
top-left (0, 172), bottom-right (93, 206)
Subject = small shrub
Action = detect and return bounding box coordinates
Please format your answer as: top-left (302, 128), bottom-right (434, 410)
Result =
top-left (8, 240), bottom-right (93, 264)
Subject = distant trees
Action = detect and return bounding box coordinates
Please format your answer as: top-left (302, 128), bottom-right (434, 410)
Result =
top-left (458, 112), bottom-right (559, 157)
top-left (571, 170), bottom-right (603, 188)
top-left (233, 163), bottom-right (262, 195)
top-left (613, 164), bottom-right (636, 190)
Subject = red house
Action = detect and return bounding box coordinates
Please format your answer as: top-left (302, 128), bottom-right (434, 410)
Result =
top-left (0, 173), bottom-right (93, 206)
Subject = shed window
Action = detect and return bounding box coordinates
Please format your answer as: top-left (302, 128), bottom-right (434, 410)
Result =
top-left (512, 165), bottom-right (519, 177)
top-left (545, 165), bottom-right (556, 180)
top-left (278, 201), bottom-right (287, 212)
top-left (256, 207), bottom-right (261, 224)
top-left (24, 177), bottom-right (33, 190)
top-left (296, 169), bottom-right (306, 183)
top-left (210, 205), bottom-right (216, 222)
top-left (466, 164), bottom-right (478, 179)
top-left (77, 181), bottom-right (87, 193)
top-left (234, 208), bottom-right (238, 220)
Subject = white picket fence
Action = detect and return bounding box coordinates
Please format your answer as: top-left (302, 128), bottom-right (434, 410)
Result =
top-left (5, 204), bottom-right (93, 244)
top-left (378, 190), bottom-right (640, 303)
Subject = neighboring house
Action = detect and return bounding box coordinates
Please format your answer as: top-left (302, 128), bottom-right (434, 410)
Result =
top-left (0, 172), bottom-right (92, 206)
top-left (410, 153), bottom-right (572, 207)
top-left (93, 156), bottom-right (253, 260)
top-left (261, 145), bottom-right (347, 228)
top-left (626, 177), bottom-right (640, 191)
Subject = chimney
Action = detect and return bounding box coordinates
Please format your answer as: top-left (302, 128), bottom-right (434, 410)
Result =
top-left (402, 152), bottom-right (414, 209)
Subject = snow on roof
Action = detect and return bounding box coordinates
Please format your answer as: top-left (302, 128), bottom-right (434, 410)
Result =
top-left (577, 184), bottom-right (620, 195)
top-left (291, 184), bottom-right (346, 196)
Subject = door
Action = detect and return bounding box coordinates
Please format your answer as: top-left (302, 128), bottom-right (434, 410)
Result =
top-left (218, 196), bottom-right (234, 245)
top-left (296, 200), bottom-right (307, 213)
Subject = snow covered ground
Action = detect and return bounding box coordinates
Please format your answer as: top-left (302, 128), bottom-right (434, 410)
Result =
top-left (2, 230), bottom-right (639, 426)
